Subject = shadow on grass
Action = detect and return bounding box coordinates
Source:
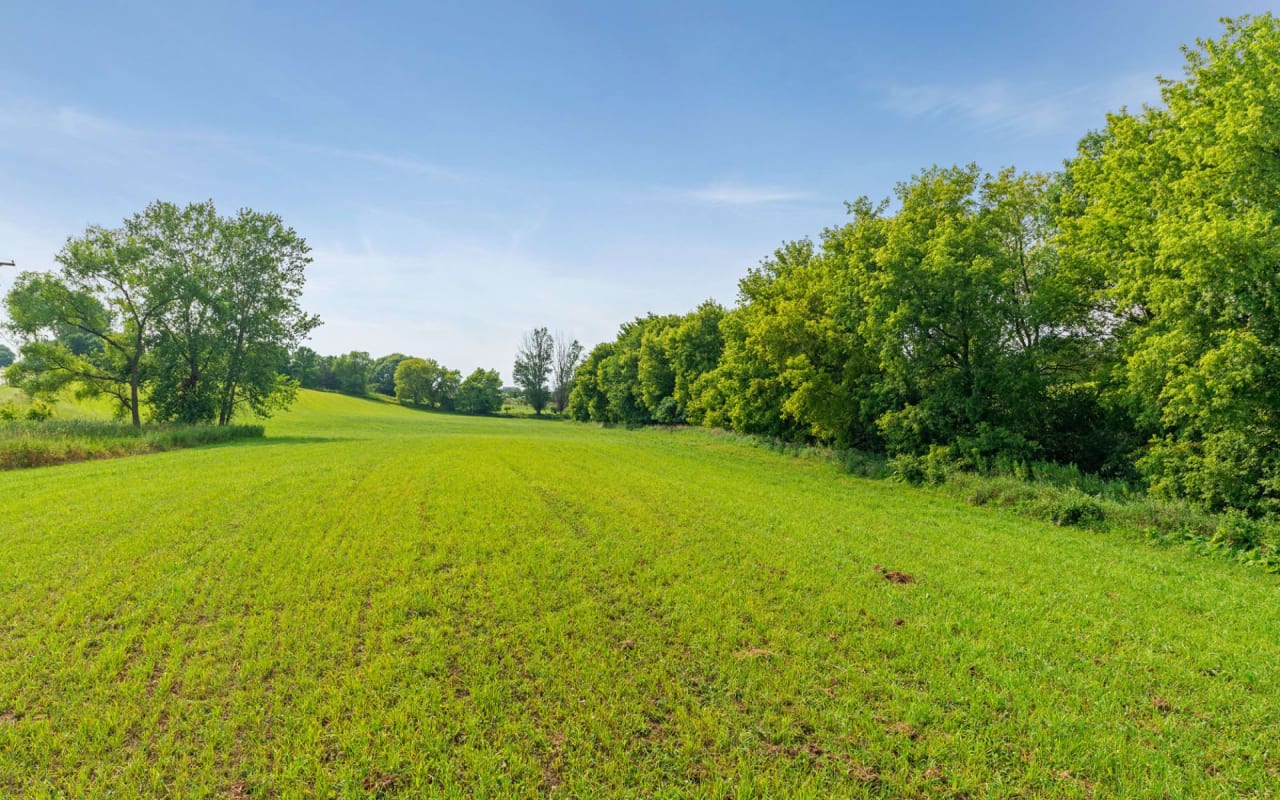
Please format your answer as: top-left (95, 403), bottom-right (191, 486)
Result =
top-left (322, 389), bottom-right (571, 422)
top-left (248, 435), bottom-right (356, 445)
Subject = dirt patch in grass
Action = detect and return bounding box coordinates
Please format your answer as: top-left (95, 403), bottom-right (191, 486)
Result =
top-left (873, 564), bottom-right (916, 583)
top-left (848, 764), bottom-right (881, 783)
top-left (735, 647), bottom-right (775, 659)
top-left (765, 741), bottom-right (825, 760)
top-left (362, 772), bottom-right (401, 796)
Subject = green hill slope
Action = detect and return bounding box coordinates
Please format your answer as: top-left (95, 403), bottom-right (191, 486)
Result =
top-left (2, 390), bottom-right (1277, 798)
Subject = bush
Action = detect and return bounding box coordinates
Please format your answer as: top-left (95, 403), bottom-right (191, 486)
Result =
top-left (25, 401), bottom-right (54, 421)
top-left (1038, 490), bottom-right (1107, 527)
top-left (1212, 510), bottom-right (1267, 551)
top-left (889, 445), bottom-right (955, 486)
top-left (841, 449), bottom-right (892, 479)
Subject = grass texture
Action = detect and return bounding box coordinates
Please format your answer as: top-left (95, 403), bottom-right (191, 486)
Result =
top-left (2, 390), bottom-right (1278, 798)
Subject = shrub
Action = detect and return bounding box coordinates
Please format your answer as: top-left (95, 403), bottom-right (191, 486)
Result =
top-left (1212, 510), bottom-right (1267, 551)
top-left (25, 401), bottom-right (54, 422)
top-left (1040, 490), bottom-right (1107, 527)
top-left (841, 449), bottom-right (892, 479)
top-left (889, 445), bottom-right (955, 486)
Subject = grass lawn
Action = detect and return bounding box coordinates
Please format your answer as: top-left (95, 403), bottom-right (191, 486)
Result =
top-left (2, 390), bottom-right (1278, 798)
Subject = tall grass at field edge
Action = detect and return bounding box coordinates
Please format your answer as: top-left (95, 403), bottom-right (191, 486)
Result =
top-left (629, 422), bottom-right (1279, 572)
top-left (0, 420), bottom-right (265, 470)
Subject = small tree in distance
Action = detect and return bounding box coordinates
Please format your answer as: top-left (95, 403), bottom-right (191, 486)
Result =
top-left (394, 357), bottom-right (432, 406)
top-left (552, 333), bottom-right (584, 414)
top-left (456, 368), bottom-right (504, 414)
top-left (513, 327), bottom-right (554, 414)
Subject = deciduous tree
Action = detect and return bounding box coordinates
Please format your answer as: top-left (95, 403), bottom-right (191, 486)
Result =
top-left (513, 327), bottom-right (554, 414)
top-left (551, 334), bottom-right (584, 414)
top-left (456, 368), bottom-right (504, 414)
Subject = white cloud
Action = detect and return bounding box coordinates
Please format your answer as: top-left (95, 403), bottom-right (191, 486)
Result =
top-left (0, 100), bottom-right (457, 182)
top-left (302, 235), bottom-right (668, 382)
top-left (878, 72), bottom-right (1166, 137)
top-left (684, 181), bottom-right (811, 205)
top-left (286, 143), bottom-right (456, 179)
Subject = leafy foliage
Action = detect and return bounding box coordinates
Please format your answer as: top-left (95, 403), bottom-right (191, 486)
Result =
top-left (455, 368), bottom-right (504, 414)
top-left (3, 200), bottom-right (318, 426)
top-left (513, 327), bottom-right (554, 414)
top-left (1063, 14), bottom-right (1280, 515)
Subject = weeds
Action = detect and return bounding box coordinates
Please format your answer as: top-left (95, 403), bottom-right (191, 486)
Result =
top-left (0, 419), bottom-right (264, 470)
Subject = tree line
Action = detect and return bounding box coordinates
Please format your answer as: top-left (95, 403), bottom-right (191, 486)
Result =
top-left (569, 15), bottom-right (1280, 517)
top-left (283, 349), bottom-right (506, 415)
top-left (3, 201), bottom-right (317, 425)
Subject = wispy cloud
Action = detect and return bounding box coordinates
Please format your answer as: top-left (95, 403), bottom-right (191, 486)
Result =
top-left (684, 181), bottom-right (811, 205)
top-left (0, 100), bottom-right (457, 181)
top-left (286, 143), bottom-right (456, 179)
top-left (877, 72), bottom-right (1165, 137)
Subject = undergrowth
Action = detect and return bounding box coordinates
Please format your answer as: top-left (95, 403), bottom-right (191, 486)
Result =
top-left (888, 449), bottom-right (1280, 572)
top-left (0, 419), bottom-right (265, 470)
top-left (689, 426), bottom-right (1280, 573)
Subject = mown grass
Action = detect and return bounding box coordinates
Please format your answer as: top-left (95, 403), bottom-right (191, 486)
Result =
top-left (2, 390), bottom-right (1279, 797)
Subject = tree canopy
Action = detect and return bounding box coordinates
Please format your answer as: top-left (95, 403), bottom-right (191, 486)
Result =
top-left (4, 201), bottom-right (318, 425)
top-left (513, 327), bottom-right (554, 415)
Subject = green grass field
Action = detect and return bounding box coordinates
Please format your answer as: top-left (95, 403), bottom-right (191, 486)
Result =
top-left (3, 390), bottom-right (1278, 798)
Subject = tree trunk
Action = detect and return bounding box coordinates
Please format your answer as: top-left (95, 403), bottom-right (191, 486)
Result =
top-left (218, 328), bottom-right (246, 426)
top-left (130, 364), bottom-right (141, 427)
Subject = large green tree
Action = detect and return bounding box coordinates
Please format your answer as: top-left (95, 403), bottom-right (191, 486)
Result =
top-left (1063, 13), bottom-right (1280, 511)
top-left (5, 226), bottom-right (173, 426)
top-left (209, 208), bottom-right (318, 425)
top-left (838, 166), bottom-right (1102, 461)
top-left (5, 201), bottom-right (318, 426)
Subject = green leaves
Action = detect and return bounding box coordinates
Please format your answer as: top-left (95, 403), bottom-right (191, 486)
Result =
top-left (456, 368), bottom-right (504, 414)
top-left (3, 200), bottom-right (319, 426)
top-left (1066, 14), bottom-right (1280, 512)
top-left (513, 327), bottom-right (555, 414)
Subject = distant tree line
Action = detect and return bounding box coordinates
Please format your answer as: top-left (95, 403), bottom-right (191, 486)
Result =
top-left (570, 15), bottom-right (1280, 518)
top-left (3, 201), bottom-right (317, 425)
top-left (284, 348), bottom-right (505, 415)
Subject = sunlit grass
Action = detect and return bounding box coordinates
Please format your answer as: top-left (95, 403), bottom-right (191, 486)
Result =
top-left (2, 390), bottom-right (1278, 797)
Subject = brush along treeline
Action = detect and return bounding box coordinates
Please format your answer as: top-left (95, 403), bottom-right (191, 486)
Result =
top-left (570, 15), bottom-right (1280, 519)
top-left (3, 200), bottom-right (318, 426)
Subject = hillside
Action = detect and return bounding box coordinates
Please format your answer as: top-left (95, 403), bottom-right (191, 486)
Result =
top-left (2, 390), bottom-right (1277, 797)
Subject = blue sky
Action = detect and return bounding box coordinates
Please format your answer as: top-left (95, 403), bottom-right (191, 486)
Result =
top-left (0, 1), bottom-right (1269, 379)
